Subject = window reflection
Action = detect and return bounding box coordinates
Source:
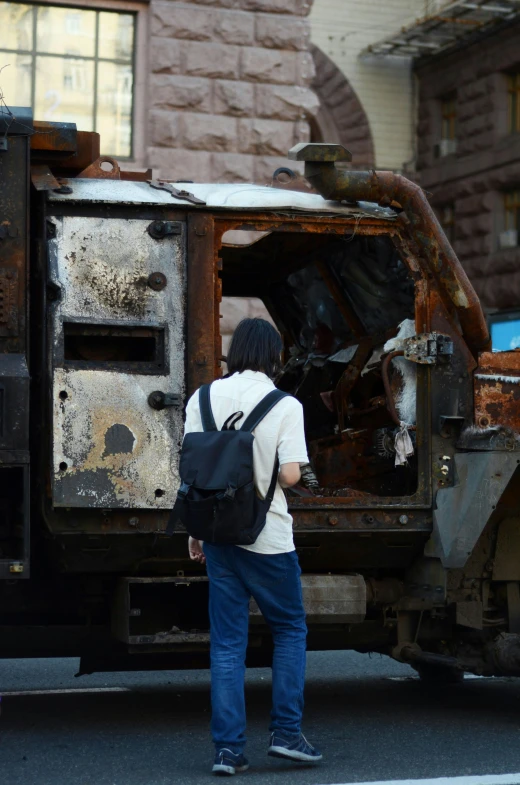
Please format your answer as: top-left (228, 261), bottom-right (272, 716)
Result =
top-left (36, 6), bottom-right (96, 57)
top-left (0, 2), bottom-right (134, 157)
top-left (97, 61), bottom-right (132, 156)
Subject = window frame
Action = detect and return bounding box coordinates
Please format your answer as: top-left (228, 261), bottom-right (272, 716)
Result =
top-left (0, 0), bottom-right (147, 163)
top-left (504, 189), bottom-right (520, 233)
top-left (440, 93), bottom-right (457, 142)
top-left (507, 72), bottom-right (520, 135)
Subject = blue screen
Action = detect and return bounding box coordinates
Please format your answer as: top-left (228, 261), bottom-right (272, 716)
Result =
top-left (491, 319), bottom-right (520, 352)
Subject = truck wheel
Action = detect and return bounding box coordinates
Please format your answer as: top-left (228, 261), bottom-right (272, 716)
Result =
top-left (416, 663), bottom-right (465, 685)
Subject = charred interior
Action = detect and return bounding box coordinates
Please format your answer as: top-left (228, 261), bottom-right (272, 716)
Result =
top-left (220, 228), bottom-right (418, 500)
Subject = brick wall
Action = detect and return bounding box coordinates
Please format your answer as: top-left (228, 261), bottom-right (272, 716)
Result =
top-left (416, 21), bottom-right (520, 311)
top-left (147, 0), bottom-right (320, 183)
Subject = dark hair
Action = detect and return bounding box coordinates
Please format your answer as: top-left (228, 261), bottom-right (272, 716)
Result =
top-left (226, 318), bottom-right (282, 379)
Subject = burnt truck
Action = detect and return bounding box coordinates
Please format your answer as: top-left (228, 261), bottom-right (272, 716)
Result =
top-left (1, 106), bottom-right (520, 682)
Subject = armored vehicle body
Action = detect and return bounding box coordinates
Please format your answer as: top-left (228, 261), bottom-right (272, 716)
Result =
top-left (1, 108), bottom-right (520, 681)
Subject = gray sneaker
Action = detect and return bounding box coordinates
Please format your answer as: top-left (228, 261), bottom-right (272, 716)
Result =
top-left (212, 748), bottom-right (250, 776)
top-left (268, 731), bottom-right (322, 762)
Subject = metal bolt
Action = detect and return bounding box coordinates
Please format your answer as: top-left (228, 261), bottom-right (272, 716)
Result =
top-left (129, 517), bottom-right (139, 527)
top-left (147, 272), bottom-right (167, 291)
top-left (149, 220), bottom-right (165, 236)
top-left (328, 516), bottom-right (339, 526)
top-left (398, 515), bottom-right (408, 525)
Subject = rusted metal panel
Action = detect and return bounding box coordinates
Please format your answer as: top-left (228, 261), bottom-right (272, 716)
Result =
top-left (475, 350), bottom-right (520, 428)
top-left (31, 120), bottom-right (77, 154)
top-left (47, 215), bottom-right (186, 508)
top-left (30, 165), bottom-right (61, 192)
top-left (0, 134), bottom-right (29, 353)
top-left (187, 214), bottom-right (216, 394)
top-left (250, 574), bottom-right (366, 624)
top-left (78, 157), bottom-right (121, 180)
top-left (0, 267), bottom-right (20, 337)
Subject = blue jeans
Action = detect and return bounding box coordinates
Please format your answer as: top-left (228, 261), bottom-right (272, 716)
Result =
top-left (203, 543), bottom-right (307, 754)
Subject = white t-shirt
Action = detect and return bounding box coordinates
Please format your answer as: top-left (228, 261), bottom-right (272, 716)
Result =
top-left (184, 370), bottom-right (309, 554)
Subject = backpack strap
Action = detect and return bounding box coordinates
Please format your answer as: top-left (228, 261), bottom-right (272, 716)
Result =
top-left (240, 389), bottom-right (290, 433)
top-left (265, 456), bottom-right (280, 504)
top-left (241, 389), bottom-right (291, 505)
top-left (199, 383), bottom-right (217, 432)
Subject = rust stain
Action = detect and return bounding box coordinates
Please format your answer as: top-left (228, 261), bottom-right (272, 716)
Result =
top-left (474, 351), bottom-right (520, 429)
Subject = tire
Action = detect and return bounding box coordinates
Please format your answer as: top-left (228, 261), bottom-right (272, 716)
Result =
top-left (416, 663), bottom-right (465, 685)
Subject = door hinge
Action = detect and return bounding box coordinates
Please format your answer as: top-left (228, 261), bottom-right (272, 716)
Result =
top-left (403, 333), bottom-right (453, 365)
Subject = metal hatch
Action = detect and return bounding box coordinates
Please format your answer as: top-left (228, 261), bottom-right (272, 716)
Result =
top-left (47, 215), bottom-right (186, 509)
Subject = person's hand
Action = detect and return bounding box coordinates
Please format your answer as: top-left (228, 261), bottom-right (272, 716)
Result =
top-left (188, 536), bottom-right (205, 564)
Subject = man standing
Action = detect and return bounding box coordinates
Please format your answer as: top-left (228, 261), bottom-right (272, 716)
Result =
top-left (185, 318), bottom-right (322, 776)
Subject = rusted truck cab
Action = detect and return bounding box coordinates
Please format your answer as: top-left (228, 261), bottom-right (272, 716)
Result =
top-left (2, 109), bottom-right (520, 679)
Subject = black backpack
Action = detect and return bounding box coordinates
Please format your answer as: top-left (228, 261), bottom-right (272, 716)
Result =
top-left (166, 383), bottom-right (290, 545)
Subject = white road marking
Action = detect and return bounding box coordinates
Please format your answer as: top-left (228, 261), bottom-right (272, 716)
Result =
top-left (387, 674), bottom-right (500, 682)
top-left (386, 677), bottom-right (418, 681)
top-left (322, 775), bottom-right (520, 785)
top-left (1, 687), bottom-right (131, 697)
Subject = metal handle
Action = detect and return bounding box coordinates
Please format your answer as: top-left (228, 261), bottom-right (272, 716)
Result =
top-left (148, 391), bottom-right (182, 410)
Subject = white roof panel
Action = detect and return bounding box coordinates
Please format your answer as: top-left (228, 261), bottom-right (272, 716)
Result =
top-left (47, 179), bottom-right (395, 220)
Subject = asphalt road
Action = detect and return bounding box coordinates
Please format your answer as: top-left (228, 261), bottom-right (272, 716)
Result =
top-left (2, 652), bottom-right (520, 785)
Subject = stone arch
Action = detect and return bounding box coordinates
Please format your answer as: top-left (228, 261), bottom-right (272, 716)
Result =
top-left (310, 45), bottom-right (375, 170)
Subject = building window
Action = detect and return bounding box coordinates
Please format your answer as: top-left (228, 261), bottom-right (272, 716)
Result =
top-left (498, 190), bottom-right (520, 249)
top-left (438, 204), bottom-right (455, 244)
top-left (0, 2), bottom-right (135, 158)
top-left (505, 190), bottom-right (520, 231)
top-left (490, 312), bottom-right (520, 351)
top-left (435, 94), bottom-right (457, 157)
top-left (441, 94), bottom-right (456, 140)
top-left (507, 73), bottom-right (520, 134)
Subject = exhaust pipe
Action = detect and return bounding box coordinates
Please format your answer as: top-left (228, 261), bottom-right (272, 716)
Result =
top-left (288, 143), bottom-right (490, 357)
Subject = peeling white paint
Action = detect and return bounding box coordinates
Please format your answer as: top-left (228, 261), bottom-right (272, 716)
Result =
top-left (47, 179), bottom-right (396, 220)
top-left (475, 374), bottom-right (520, 385)
top-left (48, 216), bottom-right (185, 509)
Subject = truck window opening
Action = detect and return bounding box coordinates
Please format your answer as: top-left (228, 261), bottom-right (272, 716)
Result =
top-left (219, 228), bottom-right (417, 501)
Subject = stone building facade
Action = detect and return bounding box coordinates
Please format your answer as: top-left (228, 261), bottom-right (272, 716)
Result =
top-left (415, 18), bottom-right (520, 315)
top-left (145, 0), bottom-right (320, 183)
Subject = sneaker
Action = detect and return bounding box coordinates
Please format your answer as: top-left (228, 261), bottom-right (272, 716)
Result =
top-left (267, 731), bottom-right (322, 762)
top-left (212, 748), bottom-right (250, 776)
